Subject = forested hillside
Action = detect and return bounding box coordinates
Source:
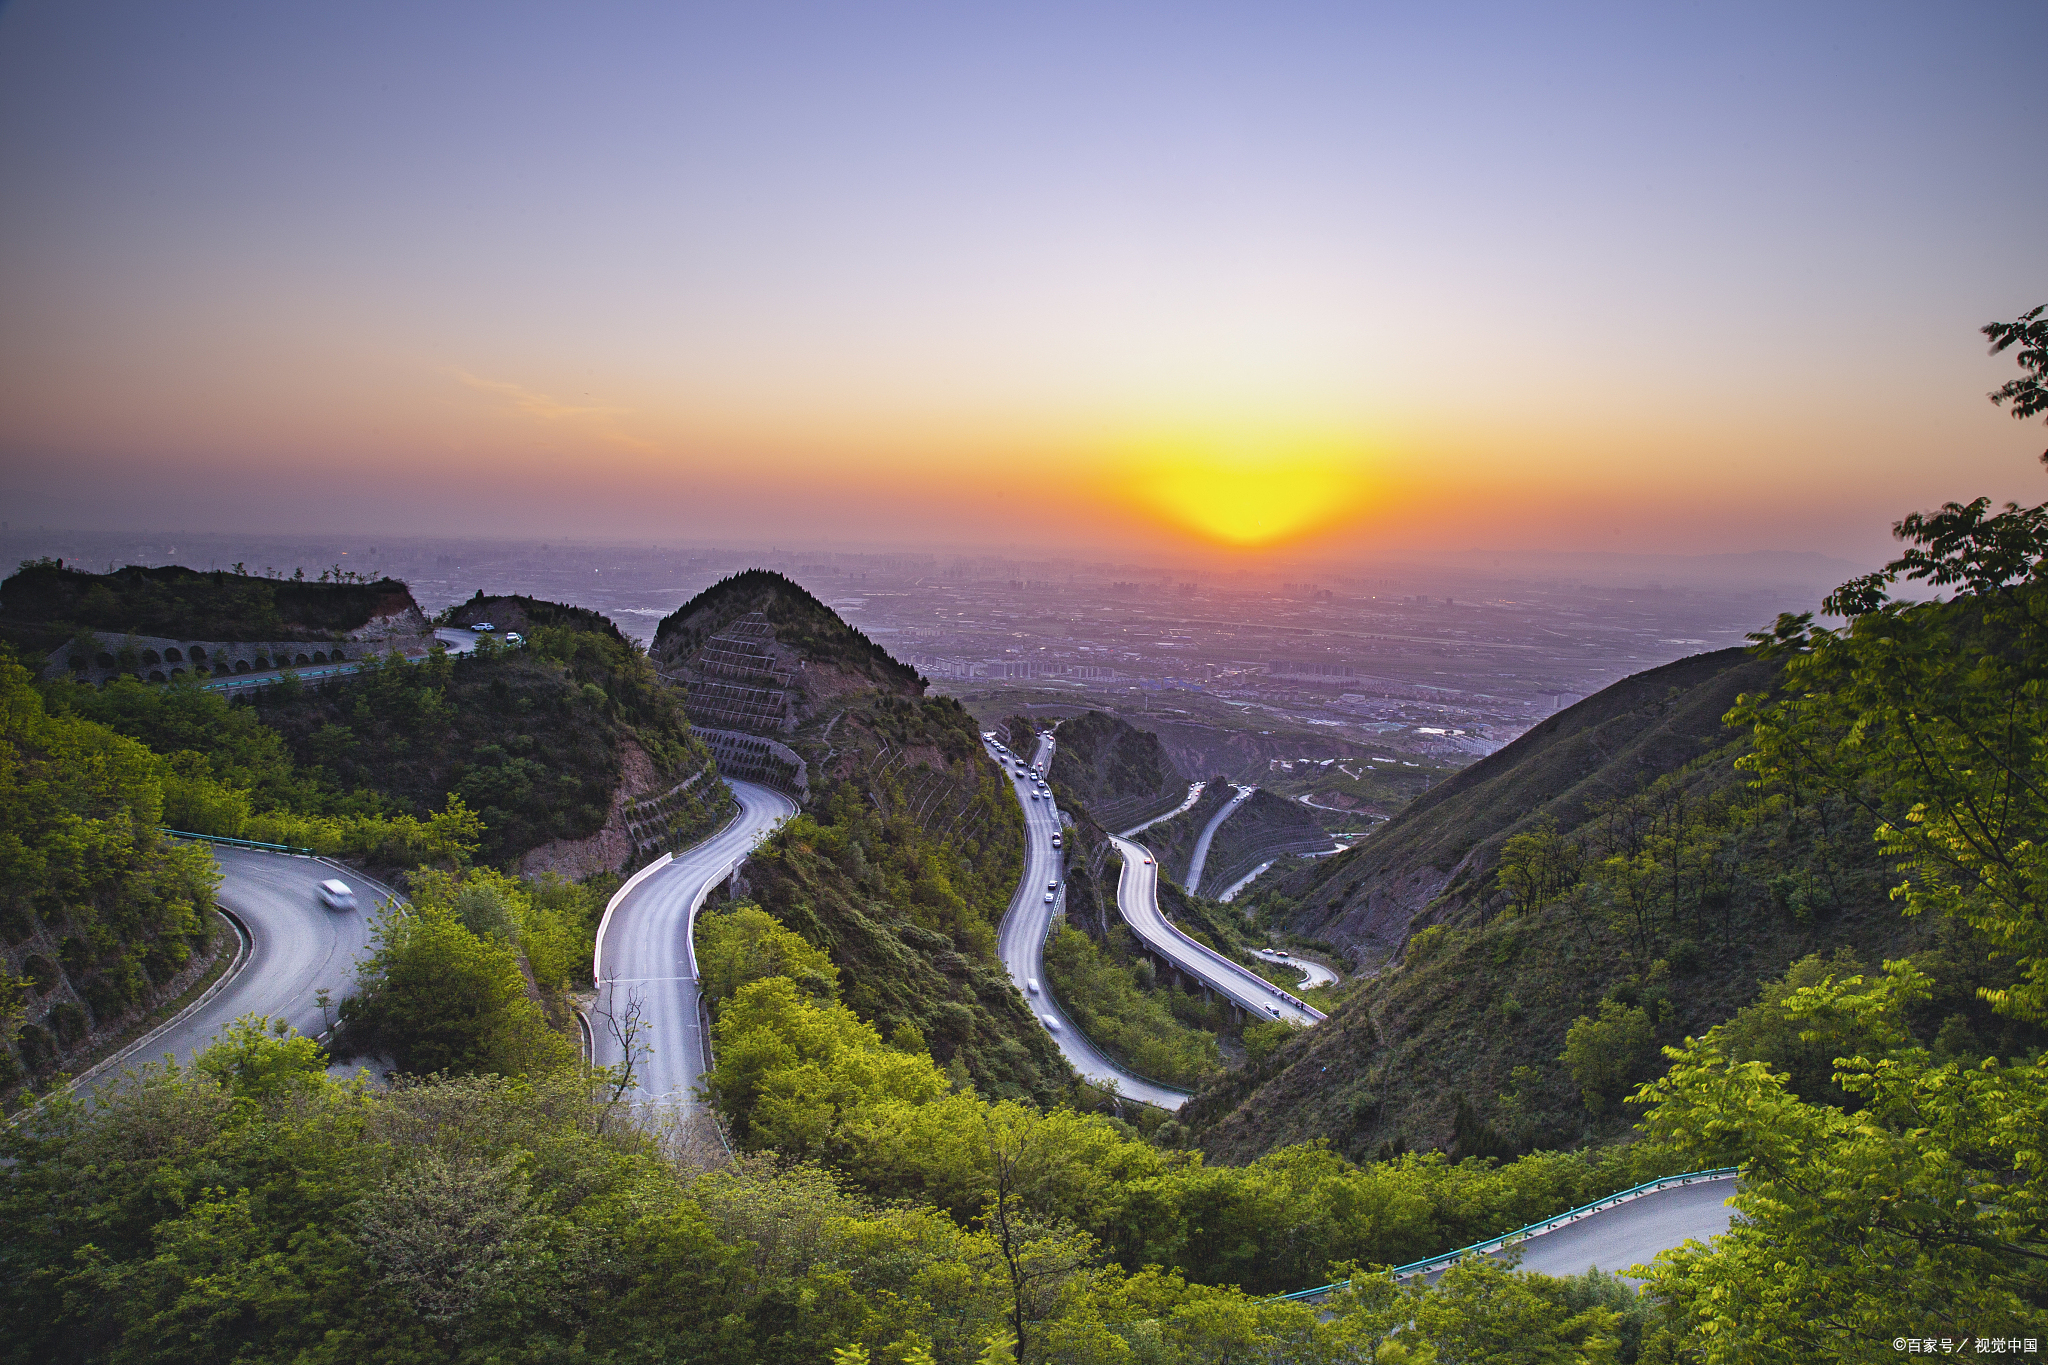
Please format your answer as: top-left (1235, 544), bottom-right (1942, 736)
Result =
top-left (10, 492), bottom-right (2048, 1358)
top-left (1045, 710), bottom-right (1188, 832)
top-left (0, 658), bottom-right (223, 1093)
top-left (663, 573), bottom-right (1065, 1101)
top-left (30, 592), bottom-right (719, 872)
top-left (0, 560), bottom-right (425, 655)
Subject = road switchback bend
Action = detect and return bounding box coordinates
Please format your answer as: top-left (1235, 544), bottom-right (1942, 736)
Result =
top-left (989, 733), bottom-right (1191, 1111)
top-left (1183, 784), bottom-right (1254, 896)
top-left (1109, 835), bottom-right (1324, 1028)
top-left (591, 779), bottom-right (797, 1108)
top-left (136, 846), bottom-right (394, 1072)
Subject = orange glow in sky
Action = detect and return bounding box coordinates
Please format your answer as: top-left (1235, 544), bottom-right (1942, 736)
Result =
top-left (1117, 431), bottom-right (1379, 548)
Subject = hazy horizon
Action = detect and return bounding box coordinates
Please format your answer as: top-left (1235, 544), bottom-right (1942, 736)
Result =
top-left (4, 1), bottom-right (2045, 562)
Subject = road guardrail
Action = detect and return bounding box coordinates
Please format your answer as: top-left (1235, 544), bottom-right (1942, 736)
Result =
top-left (161, 828), bottom-right (315, 856)
top-left (1270, 1167), bottom-right (1741, 1300)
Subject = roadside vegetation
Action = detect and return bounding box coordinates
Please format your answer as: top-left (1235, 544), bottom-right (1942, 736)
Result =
top-left (7, 310), bottom-right (2045, 1361)
top-left (0, 655), bottom-right (222, 1095)
top-left (1040, 923), bottom-right (1226, 1087)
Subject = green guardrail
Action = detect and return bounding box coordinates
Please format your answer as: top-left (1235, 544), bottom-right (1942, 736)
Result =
top-left (160, 828), bottom-right (315, 856)
top-left (1271, 1167), bottom-right (1741, 1301)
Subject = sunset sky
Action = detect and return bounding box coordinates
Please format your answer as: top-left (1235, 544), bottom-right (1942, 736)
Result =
top-left (1, 1), bottom-right (2043, 564)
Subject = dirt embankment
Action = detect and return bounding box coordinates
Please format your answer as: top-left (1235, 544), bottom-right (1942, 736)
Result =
top-left (518, 740), bottom-right (667, 880)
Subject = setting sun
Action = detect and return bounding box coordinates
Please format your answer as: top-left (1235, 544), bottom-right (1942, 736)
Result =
top-left (1117, 433), bottom-right (1378, 548)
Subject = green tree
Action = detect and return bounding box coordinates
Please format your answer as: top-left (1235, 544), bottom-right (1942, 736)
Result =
top-left (340, 903), bottom-right (572, 1077)
top-left (1633, 960), bottom-right (2047, 1359)
top-left (1738, 496), bottom-right (2048, 1020)
top-left (1561, 1000), bottom-right (1657, 1115)
top-left (1984, 303), bottom-right (2048, 462)
top-left (697, 903), bottom-right (842, 1005)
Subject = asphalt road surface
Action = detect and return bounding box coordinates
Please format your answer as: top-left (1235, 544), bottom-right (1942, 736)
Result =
top-left (1109, 834), bottom-right (1324, 1027)
top-left (1120, 781), bottom-right (1206, 838)
top-left (134, 846), bottom-right (395, 1070)
top-left (1216, 860), bottom-right (1274, 903)
top-left (590, 779), bottom-right (797, 1106)
top-left (1507, 1176), bottom-right (1738, 1280)
top-left (1183, 784), bottom-right (1254, 896)
top-left (1252, 948), bottom-right (1339, 989)
top-left (988, 732), bottom-right (1191, 1111)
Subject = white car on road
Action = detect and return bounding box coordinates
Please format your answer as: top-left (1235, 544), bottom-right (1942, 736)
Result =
top-left (317, 879), bottom-right (357, 912)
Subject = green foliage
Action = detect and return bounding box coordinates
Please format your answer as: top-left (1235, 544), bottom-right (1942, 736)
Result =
top-left (0, 560), bottom-right (412, 654)
top-left (1042, 924), bottom-right (1223, 1086)
top-left (698, 902), bottom-right (841, 1003)
top-left (250, 640), bottom-right (672, 865)
top-left (339, 896), bottom-right (574, 1078)
top-left (1983, 303), bottom-right (2048, 461)
top-left (1241, 1017), bottom-right (1299, 1066)
top-left (739, 761), bottom-right (1070, 1105)
top-left (1739, 496), bottom-right (2048, 1020)
top-left (0, 655), bottom-right (221, 1084)
top-left (1635, 960), bottom-right (2047, 1358)
top-left (1561, 999), bottom-right (1658, 1115)
top-left (707, 975), bottom-right (951, 1157)
top-left (695, 906), bottom-right (1686, 1298)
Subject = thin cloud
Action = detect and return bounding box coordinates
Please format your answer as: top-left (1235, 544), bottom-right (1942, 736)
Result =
top-left (453, 370), bottom-right (657, 452)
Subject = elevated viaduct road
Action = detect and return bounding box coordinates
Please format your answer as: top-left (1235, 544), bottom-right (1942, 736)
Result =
top-left (1183, 784), bottom-right (1254, 896)
top-left (1110, 834), bottom-right (1324, 1028)
top-left (987, 732), bottom-right (1191, 1111)
top-left (94, 845), bottom-right (396, 1082)
top-left (591, 780), bottom-right (797, 1107)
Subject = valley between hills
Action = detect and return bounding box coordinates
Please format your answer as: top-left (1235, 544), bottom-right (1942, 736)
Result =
top-left (2, 520), bottom-right (2044, 1360)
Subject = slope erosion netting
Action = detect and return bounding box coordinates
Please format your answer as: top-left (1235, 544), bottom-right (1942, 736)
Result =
top-left (650, 569), bottom-right (920, 697)
top-left (1047, 710), bottom-right (1188, 832)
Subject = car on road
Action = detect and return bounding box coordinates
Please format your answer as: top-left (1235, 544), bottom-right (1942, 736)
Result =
top-left (504, 632), bottom-right (524, 645)
top-left (1026, 978), bottom-right (1040, 994)
top-left (1048, 879), bottom-right (1058, 890)
top-left (1273, 949), bottom-right (1290, 958)
top-left (1143, 856), bottom-right (1154, 865)
top-left (1040, 1014), bottom-right (1062, 1032)
top-left (317, 879), bottom-right (357, 912)
top-left (470, 622), bottom-right (495, 632)
top-left (1043, 891), bottom-right (1055, 903)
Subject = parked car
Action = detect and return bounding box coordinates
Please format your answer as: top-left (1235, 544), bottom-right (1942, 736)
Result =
top-left (317, 879), bottom-right (357, 912)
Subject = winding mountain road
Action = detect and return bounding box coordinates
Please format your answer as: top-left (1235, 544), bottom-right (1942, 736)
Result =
top-left (1508, 1175), bottom-right (1737, 1279)
top-left (1110, 834), bottom-right (1324, 1027)
top-left (1251, 948), bottom-right (1339, 990)
top-left (1183, 784), bottom-right (1254, 895)
top-left (1120, 781), bottom-right (1206, 837)
top-left (988, 732), bottom-right (1192, 1111)
top-left (93, 845), bottom-right (397, 1083)
top-left (590, 779), bottom-right (797, 1106)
